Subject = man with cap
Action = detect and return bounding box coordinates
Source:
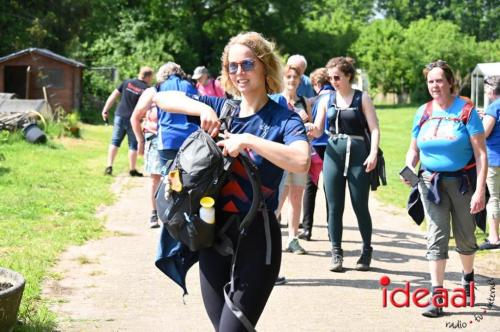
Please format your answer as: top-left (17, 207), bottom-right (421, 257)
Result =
top-left (192, 66), bottom-right (225, 97)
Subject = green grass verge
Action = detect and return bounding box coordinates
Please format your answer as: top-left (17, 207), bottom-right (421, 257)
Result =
top-left (0, 124), bottom-right (129, 331)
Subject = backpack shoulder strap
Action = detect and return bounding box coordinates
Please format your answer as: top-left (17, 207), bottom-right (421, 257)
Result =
top-left (219, 99), bottom-right (241, 132)
top-left (351, 90), bottom-right (367, 128)
top-left (419, 101), bottom-right (433, 128)
top-left (460, 101), bottom-right (474, 124)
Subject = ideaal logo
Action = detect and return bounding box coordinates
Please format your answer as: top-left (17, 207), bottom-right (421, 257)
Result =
top-left (379, 276), bottom-right (474, 308)
top-left (379, 276), bottom-right (496, 329)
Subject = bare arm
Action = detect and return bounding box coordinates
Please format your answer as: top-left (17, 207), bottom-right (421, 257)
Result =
top-left (405, 138), bottom-right (420, 170)
top-left (153, 91), bottom-right (220, 137)
top-left (101, 89), bottom-right (121, 120)
top-left (131, 87), bottom-right (156, 155)
top-left (470, 133), bottom-right (487, 214)
top-left (306, 96), bottom-right (327, 139)
top-left (482, 115), bottom-right (496, 138)
top-left (361, 91), bottom-right (380, 172)
top-left (217, 133), bottom-right (310, 173)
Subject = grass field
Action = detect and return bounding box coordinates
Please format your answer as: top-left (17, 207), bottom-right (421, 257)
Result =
top-left (0, 106), bottom-right (492, 330)
top-left (0, 124), bottom-right (130, 331)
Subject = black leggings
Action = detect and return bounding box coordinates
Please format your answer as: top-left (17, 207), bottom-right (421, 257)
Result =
top-left (323, 138), bottom-right (372, 249)
top-left (199, 210), bottom-right (281, 331)
top-left (302, 145), bottom-right (327, 232)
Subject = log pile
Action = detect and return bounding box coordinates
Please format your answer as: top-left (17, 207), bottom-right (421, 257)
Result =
top-left (0, 112), bottom-right (29, 131)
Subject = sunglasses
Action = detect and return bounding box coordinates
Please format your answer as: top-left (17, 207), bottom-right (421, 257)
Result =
top-left (331, 75), bottom-right (341, 81)
top-left (426, 60), bottom-right (448, 70)
top-left (228, 59), bottom-right (256, 74)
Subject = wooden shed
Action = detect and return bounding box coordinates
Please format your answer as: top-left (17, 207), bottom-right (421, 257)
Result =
top-left (0, 48), bottom-right (85, 112)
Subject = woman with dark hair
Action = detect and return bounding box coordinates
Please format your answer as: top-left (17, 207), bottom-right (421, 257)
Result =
top-left (299, 67), bottom-right (334, 241)
top-left (317, 57), bottom-right (380, 272)
top-left (403, 60), bottom-right (487, 317)
top-left (154, 32), bottom-right (309, 331)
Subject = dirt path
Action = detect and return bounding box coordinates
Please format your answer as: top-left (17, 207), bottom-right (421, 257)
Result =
top-left (43, 176), bottom-right (499, 331)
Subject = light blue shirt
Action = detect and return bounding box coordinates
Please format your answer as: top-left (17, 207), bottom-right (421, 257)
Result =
top-left (485, 98), bottom-right (500, 166)
top-left (412, 96), bottom-right (484, 171)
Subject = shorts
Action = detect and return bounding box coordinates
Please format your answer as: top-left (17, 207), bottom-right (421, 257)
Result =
top-left (418, 171), bottom-right (478, 260)
top-left (486, 166), bottom-right (500, 219)
top-left (144, 135), bottom-right (161, 175)
top-left (285, 171), bottom-right (307, 187)
top-left (110, 115), bottom-right (138, 150)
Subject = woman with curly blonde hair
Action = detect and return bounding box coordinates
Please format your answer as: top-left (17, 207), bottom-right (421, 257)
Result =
top-left (154, 31), bottom-right (310, 331)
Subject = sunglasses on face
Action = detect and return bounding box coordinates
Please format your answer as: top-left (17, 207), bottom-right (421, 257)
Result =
top-left (331, 75), bottom-right (341, 81)
top-left (228, 59), bottom-right (256, 74)
top-left (426, 60), bottom-right (447, 70)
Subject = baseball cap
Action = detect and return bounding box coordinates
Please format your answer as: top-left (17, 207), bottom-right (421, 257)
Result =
top-left (192, 66), bottom-right (209, 80)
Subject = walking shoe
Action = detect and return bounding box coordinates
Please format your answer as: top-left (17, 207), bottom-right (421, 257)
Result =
top-left (478, 239), bottom-right (500, 250)
top-left (104, 166), bottom-right (113, 176)
top-left (129, 169), bottom-right (143, 177)
top-left (462, 275), bottom-right (476, 306)
top-left (330, 248), bottom-right (343, 272)
top-left (149, 214), bottom-right (160, 229)
top-left (286, 238), bottom-right (306, 255)
top-left (275, 276), bottom-right (287, 285)
top-left (422, 302), bottom-right (444, 318)
top-left (355, 246), bottom-right (373, 271)
top-left (298, 229), bottom-right (311, 241)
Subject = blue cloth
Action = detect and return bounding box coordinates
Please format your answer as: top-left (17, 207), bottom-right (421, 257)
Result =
top-left (110, 114), bottom-right (138, 150)
top-left (311, 91), bottom-right (333, 146)
top-left (157, 75), bottom-right (199, 150)
top-left (269, 93), bottom-right (288, 108)
top-left (485, 98), bottom-right (500, 166)
top-left (412, 96), bottom-right (484, 172)
top-left (190, 95), bottom-right (308, 213)
top-left (297, 75), bottom-right (315, 98)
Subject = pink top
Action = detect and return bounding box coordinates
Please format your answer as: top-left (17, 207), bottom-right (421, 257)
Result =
top-left (196, 78), bottom-right (225, 97)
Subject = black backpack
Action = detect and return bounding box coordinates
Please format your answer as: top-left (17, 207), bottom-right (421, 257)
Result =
top-left (155, 100), bottom-right (263, 251)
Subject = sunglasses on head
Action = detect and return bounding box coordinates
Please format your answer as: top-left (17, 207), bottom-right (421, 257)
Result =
top-left (228, 59), bottom-right (256, 74)
top-left (426, 60), bottom-right (448, 70)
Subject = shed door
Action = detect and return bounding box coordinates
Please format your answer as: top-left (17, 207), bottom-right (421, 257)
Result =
top-left (4, 66), bottom-right (28, 98)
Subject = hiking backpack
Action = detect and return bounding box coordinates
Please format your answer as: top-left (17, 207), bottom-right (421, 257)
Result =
top-left (327, 90), bottom-right (387, 190)
top-left (155, 100), bottom-right (264, 252)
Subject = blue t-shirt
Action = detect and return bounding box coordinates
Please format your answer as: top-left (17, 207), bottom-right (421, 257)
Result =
top-left (311, 87), bottom-right (334, 146)
top-left (191, 95), bottom-right (308, 213)
top-left (269, 94), bottom-right (288, 108)
top-left (297, 75), bottom-right (315, 98)
top-left (485, 98), bottom-right (500, 167)
top-left (157, 75), bottom-right (199, 150)
top-left (412, 96), bottom-right (484, 172)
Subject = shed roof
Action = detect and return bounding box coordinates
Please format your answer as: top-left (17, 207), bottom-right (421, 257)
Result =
top-left (472, 62), bottom-right (500, 77)
top-left (0, 48), bottom-right (85, 68)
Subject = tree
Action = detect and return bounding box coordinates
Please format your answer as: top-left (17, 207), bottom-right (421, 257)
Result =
top-left (350, 19), bottom-right (407, 95)
top-left (377, 0), bottom-right (500, 41)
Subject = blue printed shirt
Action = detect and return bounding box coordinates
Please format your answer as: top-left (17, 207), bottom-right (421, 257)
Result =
top-left (190, 95), bottom-right (308, 213)
top-left (412, 96), bottom-right (484, 172)
top-left (157, 75), bottom-right (199, 150)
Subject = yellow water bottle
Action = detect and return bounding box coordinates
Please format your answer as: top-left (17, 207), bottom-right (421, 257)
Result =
top-left (199, 197), bottom-right (215, 224)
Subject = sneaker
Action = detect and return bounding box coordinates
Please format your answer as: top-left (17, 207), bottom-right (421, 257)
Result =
top-left (298, 229), bottom-right (311, 241)
top-left (286, 238), bottom-right (306, 255)
top-left (149, 214), bottom-right (160, 229)
top-left (275, 276), bottom-right (286, 285)
top-left (330, 248), bottom-right (343, 272)
top-left (129, 169), bottom-right (143, 177)
top-left (478, 239), bottom-right (500, 250)
top-left (104, 166), bottom-right (113, 176)
top-left (422, 302), bottom-right (444, 318)
top-left (355, 247), bottom-right (373, 271)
